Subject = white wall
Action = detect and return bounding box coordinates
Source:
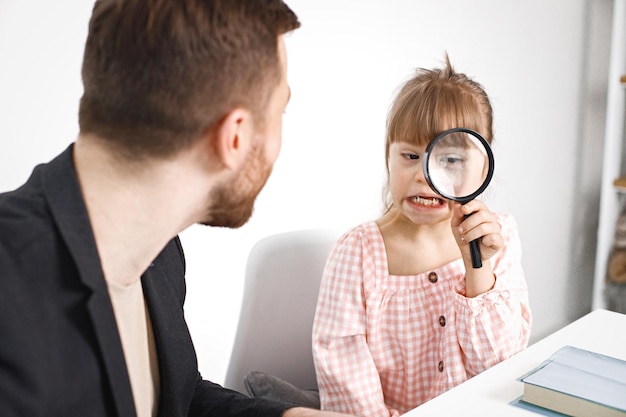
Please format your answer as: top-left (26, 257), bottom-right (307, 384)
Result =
top-left (0, 1), bottom-right (612, 385)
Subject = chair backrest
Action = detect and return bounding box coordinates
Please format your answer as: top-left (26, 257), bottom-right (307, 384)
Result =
top-left (223, 229), bottom-right (340, 395)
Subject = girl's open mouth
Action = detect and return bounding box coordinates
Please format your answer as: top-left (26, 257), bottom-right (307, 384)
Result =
top-left (411, 196), bottom-right (445, 207)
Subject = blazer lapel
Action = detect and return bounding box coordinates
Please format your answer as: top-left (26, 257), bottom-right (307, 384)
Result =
top-left (142, 239), bottom-right (198, 417)
top-left (41, 145), bottom-right (136, 417)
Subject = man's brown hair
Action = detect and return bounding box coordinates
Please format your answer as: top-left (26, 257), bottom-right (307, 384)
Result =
top-left (79, 0), bottom-right (300, 159)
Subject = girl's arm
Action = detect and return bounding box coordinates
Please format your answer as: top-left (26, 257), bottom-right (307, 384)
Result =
top-left (312, 230), bottom-right (399, 417)
top-left (454, 214), bottom-right (533, 377)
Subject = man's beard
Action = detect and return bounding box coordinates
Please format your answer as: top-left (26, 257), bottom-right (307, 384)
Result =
top-left (200, 143), bottom-right (272, 228)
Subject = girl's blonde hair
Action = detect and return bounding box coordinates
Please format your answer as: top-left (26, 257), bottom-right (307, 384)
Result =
top-left (383, 54), bottom-right (494, 212)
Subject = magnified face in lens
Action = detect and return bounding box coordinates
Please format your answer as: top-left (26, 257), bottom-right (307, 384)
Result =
top-left (424, 129), bottom-right (493, 202)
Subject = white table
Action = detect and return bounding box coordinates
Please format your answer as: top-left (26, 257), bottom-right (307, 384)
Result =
top-left (402, 309), bottom-right (626, 416)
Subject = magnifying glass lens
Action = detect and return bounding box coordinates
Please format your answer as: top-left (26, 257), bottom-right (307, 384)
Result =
top-left (425, 130), bottom-right (492, 202)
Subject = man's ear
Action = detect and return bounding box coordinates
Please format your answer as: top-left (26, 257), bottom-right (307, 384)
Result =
top-left (213, 108), bottom-right (253, 169)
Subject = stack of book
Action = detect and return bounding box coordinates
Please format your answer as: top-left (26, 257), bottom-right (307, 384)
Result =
top-left (519, 345), bottom-right (626, 417)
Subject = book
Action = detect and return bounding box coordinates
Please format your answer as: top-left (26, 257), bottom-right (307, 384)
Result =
top-left (510, 396), bottom-right (570, 416)
top-left (519, 346), bottom-right (626, 417)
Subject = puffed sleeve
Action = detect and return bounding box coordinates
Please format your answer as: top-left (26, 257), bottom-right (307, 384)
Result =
top-left (312, 227), bottom-right (399, 417)
top-left (454, 214), bottom-right (532, 377)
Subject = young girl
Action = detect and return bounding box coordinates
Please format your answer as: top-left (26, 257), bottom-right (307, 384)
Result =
top-left (312, 57), bottom-right (532, 417)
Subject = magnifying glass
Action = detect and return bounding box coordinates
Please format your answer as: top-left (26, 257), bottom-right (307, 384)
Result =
top-left (423, 127), bottom-right (495, 268)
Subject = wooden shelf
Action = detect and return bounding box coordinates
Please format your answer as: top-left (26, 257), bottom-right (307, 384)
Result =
top-left (615, 176), bottom-right (626, 192)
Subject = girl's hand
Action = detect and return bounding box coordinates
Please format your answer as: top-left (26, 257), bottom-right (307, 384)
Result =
top-left (451, 200), bottom-right (503, 263)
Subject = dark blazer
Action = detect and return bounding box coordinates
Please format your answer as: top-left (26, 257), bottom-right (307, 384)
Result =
top-left (0, 145), bottom-right (289, 417)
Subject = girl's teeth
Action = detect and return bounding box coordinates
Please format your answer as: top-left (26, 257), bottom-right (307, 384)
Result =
top-left (413, 196), bottom-right (440, 205)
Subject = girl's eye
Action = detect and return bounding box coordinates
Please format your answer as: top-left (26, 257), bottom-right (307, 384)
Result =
top-left (403, 153), bottom-right (420, 160)
top-left (444, 156), bottom-right (462, 164)
top-left (436, 154), bottom-right (464, 170)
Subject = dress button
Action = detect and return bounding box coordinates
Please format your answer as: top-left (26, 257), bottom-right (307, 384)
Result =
top-left (428, 272), bottom-right (438, 283)
top-left (438, 361), bottom-right (444, 372)
top-left (439, 316), bottom-right (446, 327)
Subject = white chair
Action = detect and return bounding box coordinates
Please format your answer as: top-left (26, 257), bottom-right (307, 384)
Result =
top-left (224, 229), bottom-right (340, 398)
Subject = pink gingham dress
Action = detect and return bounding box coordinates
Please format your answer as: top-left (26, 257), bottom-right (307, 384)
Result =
top-left (312, 213), bottom-right (532, 417)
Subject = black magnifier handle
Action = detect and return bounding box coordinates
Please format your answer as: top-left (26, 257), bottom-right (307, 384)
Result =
top-left (464, 213), bottom-right (482, 268)
top-left (469, 239), bottom-right (482, 268)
